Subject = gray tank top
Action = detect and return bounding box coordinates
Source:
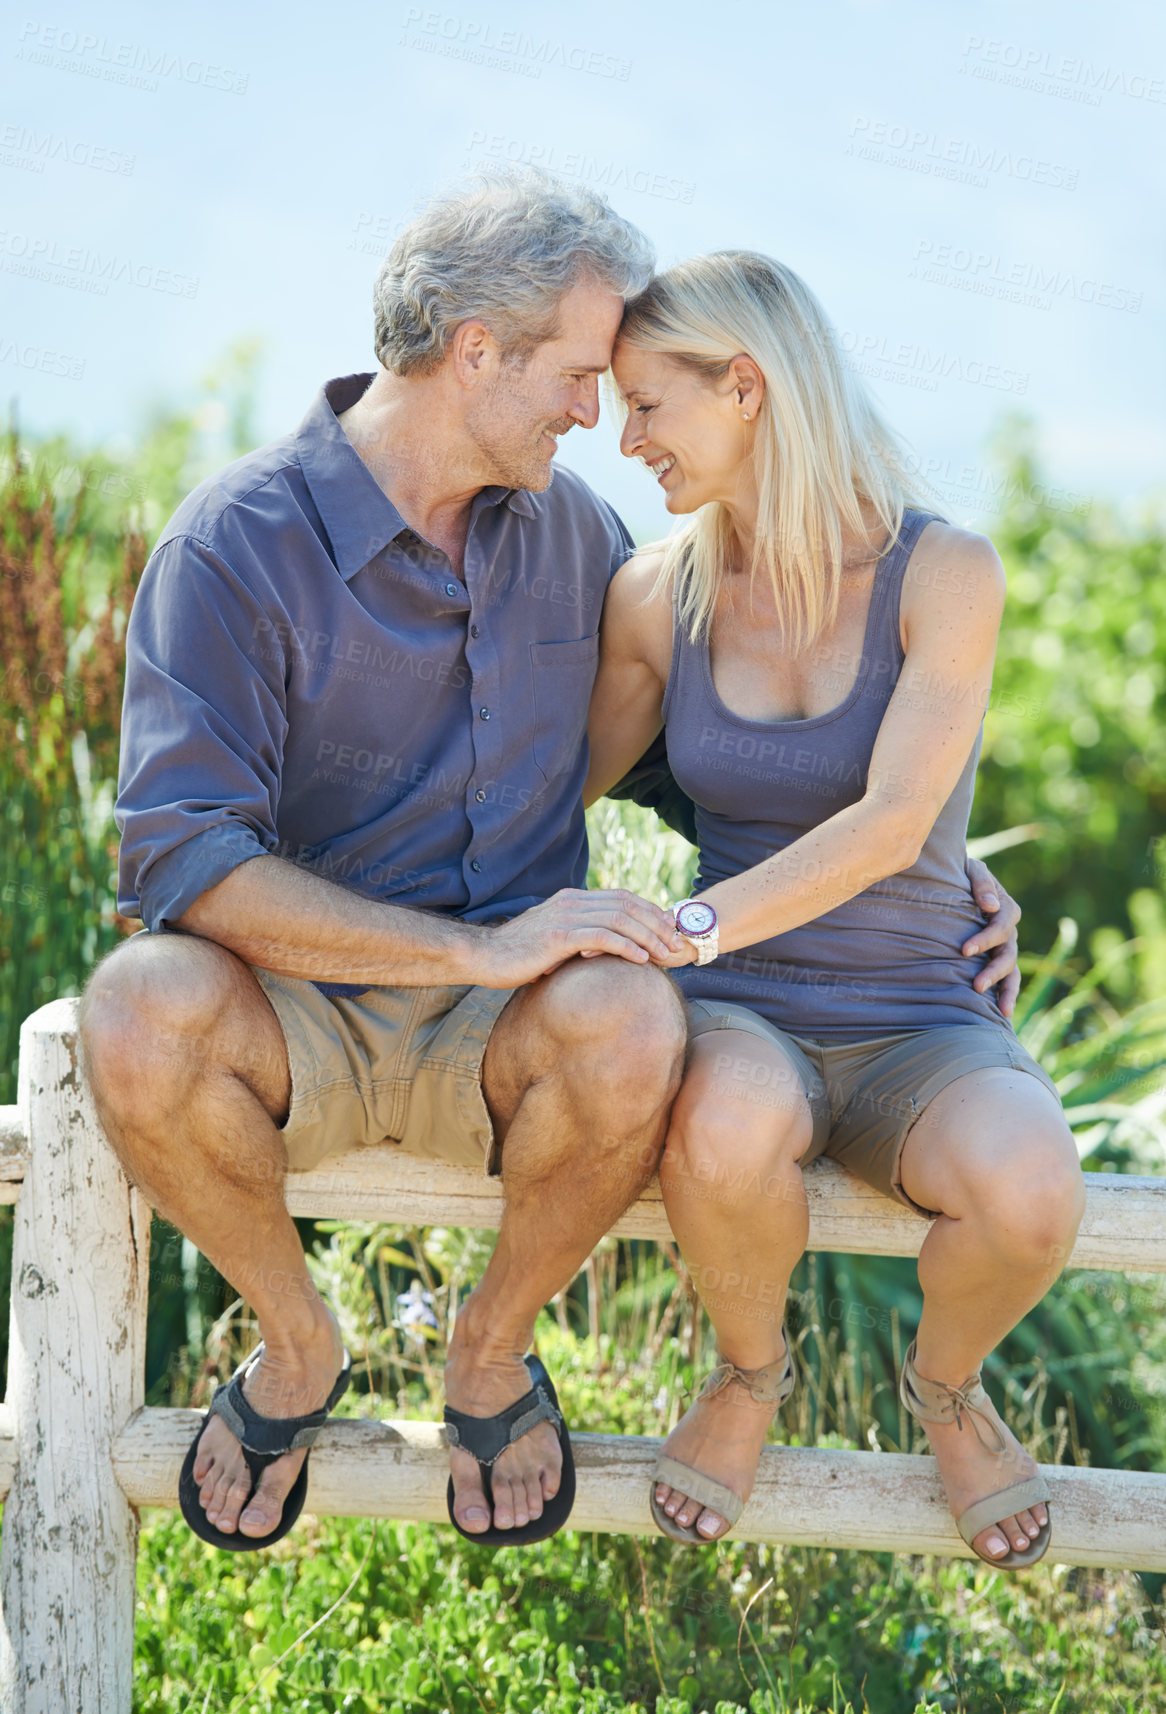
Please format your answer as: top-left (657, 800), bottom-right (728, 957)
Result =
top-left (666, 508), bottom-right (1006, 1039)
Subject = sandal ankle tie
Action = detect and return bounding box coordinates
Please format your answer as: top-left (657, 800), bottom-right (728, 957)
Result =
top-left (696, 1325), bottom-right (795, 1407)
top-left (899, 1338), bottom-right (1006, 1455)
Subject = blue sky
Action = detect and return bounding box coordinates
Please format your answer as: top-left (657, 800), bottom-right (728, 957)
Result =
top-left (2, 0), bottom-right (1163, 539)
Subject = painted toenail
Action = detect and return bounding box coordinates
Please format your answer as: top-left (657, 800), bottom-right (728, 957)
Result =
top-left (987, 1535), bottom-right (1007, 1554)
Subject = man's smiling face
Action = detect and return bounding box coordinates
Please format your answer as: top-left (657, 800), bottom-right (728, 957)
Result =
top-left (464, 275), bottom-right (624, 492)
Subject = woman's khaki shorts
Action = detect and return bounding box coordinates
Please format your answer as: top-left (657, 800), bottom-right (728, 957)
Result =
top-left (250, 967), bottom-right (516, 1176)
top-left (685, 999), bottom-right (1062, 1219)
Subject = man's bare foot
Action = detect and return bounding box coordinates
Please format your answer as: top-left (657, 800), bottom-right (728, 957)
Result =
top-left (444, 1333), bottom-right (562, 1534)
top-left (654, 1376), bottom-right (780, 1541)
top-left (917, 1391), bottom-right (1048, 1561)
top-left (190, 1302), bottom-right (345, 1539)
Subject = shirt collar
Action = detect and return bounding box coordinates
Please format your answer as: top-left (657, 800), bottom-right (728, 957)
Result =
top-left (296, 373), bottom-right (535, 578)
top-left (491, 485), bottom-right (535, 518)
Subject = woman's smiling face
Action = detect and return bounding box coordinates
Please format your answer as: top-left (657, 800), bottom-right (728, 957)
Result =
top-left (612, 341), bottom-right (758, 515)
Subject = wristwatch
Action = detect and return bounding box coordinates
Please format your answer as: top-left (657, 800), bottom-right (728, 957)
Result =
top-left (672, 898), bottom-right (719, 965)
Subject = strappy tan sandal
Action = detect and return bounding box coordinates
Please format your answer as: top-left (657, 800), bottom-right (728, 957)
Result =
top-left (650, 1322), bottom-right (796, 1545)
top-left (899, 1336), bottom-right (1051, 1568)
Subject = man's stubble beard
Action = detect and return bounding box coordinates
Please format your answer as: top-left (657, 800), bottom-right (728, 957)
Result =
top-left (466, 370), bottom-right (570, 494)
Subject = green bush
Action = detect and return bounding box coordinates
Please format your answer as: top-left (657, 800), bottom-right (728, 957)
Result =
top-left (126, 1508), bottom-right (1166, 1713)
top-left (973, 420), bottom-right (1166, 956)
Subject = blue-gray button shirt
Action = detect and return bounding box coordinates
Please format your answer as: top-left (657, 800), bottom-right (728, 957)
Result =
top-left (116, 372), bottom-right (634, 983)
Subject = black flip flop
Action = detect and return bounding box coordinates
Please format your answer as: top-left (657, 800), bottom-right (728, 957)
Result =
top-left (178, 1342), bottom-right (352, 1551)
top-left (443, 1352), bottom-right (576, 1546)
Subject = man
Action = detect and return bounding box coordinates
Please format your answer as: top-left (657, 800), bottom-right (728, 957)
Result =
top-left (79, 170), bottom-right (1018, 1549)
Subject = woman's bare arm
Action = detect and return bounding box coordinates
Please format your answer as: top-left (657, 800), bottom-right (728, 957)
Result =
top-left (584, 547), bottom-right (673, 807)
top-left (660, 523), bottom-right (1007, 961)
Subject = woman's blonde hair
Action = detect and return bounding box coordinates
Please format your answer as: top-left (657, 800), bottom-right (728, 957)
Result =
top-left (617, 251), bottom-right (935, 648)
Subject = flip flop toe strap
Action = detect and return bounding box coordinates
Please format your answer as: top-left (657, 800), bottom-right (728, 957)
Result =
top-left (207, 1344), bottom-right (352, 1457)
top-left (652, 1455), bottom-right (744, 1527)
top-left (444, 1382), bottom-right (563, 1466)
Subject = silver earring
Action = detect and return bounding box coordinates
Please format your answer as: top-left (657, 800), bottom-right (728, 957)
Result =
top-left (742, 412), bottom-right (751, 421)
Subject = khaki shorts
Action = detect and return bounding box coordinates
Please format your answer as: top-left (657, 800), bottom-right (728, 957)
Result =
top-left (685, 1000), bottom-right (1062, 1219)
top-left (250, 967), bottom-right (516, 1176)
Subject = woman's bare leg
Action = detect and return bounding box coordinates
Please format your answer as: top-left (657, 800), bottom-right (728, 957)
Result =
top-left (898, 1066), bottom-right (1086, 1561)
top-left (655, 1029), bottom-right (814, 1539)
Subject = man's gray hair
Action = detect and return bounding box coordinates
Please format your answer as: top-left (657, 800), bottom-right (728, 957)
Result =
top-left (373, 169), bottom-right (655, 376)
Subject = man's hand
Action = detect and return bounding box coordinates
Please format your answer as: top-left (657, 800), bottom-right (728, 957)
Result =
top-left (963, 858), bottom-right (1021, 1022)
top-left (479, 889), bottom-right (685, 989)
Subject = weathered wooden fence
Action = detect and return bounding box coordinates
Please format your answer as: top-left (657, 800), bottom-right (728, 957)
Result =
top-left (2, 995), bottom-right (1166, 1710)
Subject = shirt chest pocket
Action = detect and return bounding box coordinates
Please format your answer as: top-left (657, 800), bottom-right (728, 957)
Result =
top-left (529, 633), bottom-right (600, 785)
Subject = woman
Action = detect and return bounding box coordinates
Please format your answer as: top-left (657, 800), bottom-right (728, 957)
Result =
top-left (585, 252), bottom-right (1085, 1565)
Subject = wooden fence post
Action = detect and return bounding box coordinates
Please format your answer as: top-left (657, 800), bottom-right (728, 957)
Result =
top-left (0, 998), bottom-right (150, 1714)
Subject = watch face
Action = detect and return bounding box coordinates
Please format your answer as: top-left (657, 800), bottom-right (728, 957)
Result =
top-left (676, 901), bottom-right (716, 937)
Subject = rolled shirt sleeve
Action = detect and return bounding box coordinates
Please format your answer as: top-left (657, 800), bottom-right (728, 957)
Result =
top-left (115, 373), bottom-right (645, 943)
top-left (115, 535), bottom-right (288, 932)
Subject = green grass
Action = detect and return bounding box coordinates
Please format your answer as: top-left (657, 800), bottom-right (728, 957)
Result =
top-left (131, 1507), bottom-right (1166, 1713)
top-left (122, 1292), bottom-right (1166, 1713)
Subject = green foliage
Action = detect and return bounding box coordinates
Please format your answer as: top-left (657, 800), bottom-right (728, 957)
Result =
top-left (973, 419), bottom-right (1166, 956)
top-left (587, 797), bottom-right (699, 906)
top-left (128, 1509), bottom-right (1166, 1712)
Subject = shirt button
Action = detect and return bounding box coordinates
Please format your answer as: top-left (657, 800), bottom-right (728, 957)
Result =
top-left (479, 707), bottom-right (490, 720)
top-left (470, 859), bottom-right (482, 873)
top-left (475, 789), bottom-right (487, 802)
top-left (445, 582), bottom-right (458, 596)
top-left (470, 624), bottom-right (480, 638)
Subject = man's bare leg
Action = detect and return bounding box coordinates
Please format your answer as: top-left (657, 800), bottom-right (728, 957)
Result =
top-left (445, 955), bottom-right (687, 1534)
top-left (82, 935), bottom-right (687, 1539)
top-left (79, 931), bottom-right (344, 1539)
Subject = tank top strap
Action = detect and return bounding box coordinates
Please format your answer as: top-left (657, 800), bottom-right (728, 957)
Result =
top-left (865, 508), bottom-right (944, 665)
top-left (660, 572), bottom-right (690, 724)
top-left (662, 507), bottom-right (945, 717)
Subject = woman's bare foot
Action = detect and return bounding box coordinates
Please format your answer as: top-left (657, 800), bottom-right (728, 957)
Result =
top-left (190, 1301), bottom-right (345, 1539)
top-left (917, 1392), bottom-right (1048, 1561)
top-left (654, 1374), bottom-right (781, 1540)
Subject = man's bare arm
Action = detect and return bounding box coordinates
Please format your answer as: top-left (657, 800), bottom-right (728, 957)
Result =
top-left (175, 854), bottom-right (684, 990)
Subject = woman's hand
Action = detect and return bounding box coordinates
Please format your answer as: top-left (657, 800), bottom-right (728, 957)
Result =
top-left (963, 858), bottom-right (1021, 1022)
top-left (649, 936), bottom-right (699, 970)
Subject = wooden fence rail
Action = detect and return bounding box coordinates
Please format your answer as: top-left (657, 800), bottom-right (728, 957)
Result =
top-left (1, 996), bottom-right (1165, 1711)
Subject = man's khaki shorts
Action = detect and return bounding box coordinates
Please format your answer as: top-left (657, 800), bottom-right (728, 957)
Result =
top-left (250, 967), bottom-right (516, 1176)
top-left (685, 999), bottom-right (1062, 1219)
